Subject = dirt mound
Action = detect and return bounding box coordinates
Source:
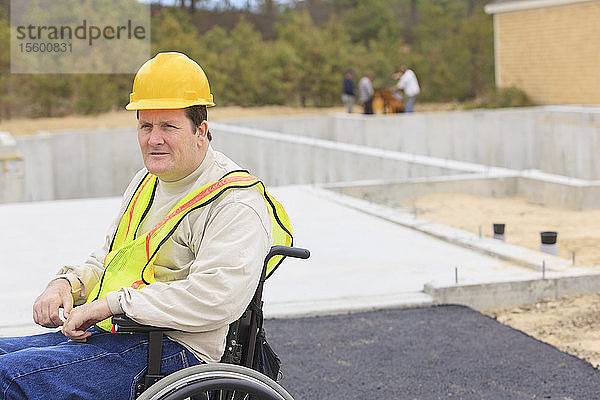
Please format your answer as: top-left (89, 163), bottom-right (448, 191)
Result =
top-left (485, 294), bottom-right (600, 368)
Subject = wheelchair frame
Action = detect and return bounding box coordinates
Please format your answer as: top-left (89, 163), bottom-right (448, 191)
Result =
top-left (112, 245), bottom-right (310, 400)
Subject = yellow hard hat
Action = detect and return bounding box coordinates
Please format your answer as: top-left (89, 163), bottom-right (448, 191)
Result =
top-left (126, 52), bottom-right (215, 110)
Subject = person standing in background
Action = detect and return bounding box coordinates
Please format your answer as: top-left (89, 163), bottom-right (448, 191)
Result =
top-left (393, 66), bottom-right (420, 113)
top-left (341, 69), bottom-right (355, 113)
top-left (358, 73), bottom-right (374, 115)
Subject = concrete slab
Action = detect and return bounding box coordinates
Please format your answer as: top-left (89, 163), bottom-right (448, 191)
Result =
top-left (0, 185), bottom-right (597, 336)
top-left (0, 197), bottom-right (122, 335)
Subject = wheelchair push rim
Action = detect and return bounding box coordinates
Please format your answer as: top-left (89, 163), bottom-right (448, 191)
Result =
top-left (137, 363), bottom-right (294, 400)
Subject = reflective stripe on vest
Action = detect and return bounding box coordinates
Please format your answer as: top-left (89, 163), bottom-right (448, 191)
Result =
top-left (87, 170), bottom-right (293, 331)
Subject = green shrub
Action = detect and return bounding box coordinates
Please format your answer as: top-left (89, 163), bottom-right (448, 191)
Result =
top-left (466, 86), bottom-right (533, 109)
top-left (491, 87), bottom-right (533, 107)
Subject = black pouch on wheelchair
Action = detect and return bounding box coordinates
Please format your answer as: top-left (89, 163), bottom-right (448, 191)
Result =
top-left (252, 328), bottom-right (281, 381)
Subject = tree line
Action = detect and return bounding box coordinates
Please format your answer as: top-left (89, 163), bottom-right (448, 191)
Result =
top-left (0, 0), bottom-right (511, 120)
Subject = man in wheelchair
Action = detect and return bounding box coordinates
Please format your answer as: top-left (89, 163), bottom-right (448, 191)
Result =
top-left (0, 52), bottom-right (296, 399)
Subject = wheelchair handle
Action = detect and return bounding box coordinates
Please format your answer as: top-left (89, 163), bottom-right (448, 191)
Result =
top-left (266, 245), bottom-right (310, 261)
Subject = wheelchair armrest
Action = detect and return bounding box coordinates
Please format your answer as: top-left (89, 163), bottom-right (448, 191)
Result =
top-left (266, 246), bottom-right (310, 261)
top-left (111, 314), bottom-right (171, 333)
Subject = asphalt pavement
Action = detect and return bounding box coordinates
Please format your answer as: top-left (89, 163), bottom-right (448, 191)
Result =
top-left (266, 305), bottom-right (600, 400)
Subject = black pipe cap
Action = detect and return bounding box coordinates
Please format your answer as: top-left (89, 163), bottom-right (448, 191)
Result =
top-left (493, 223), bottom-right (505, 235)
top-left (540, 231), bottom-right (558, 244)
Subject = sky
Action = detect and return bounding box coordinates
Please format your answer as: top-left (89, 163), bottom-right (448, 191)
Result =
top-left (138, 0), bottom-right (292, 9)
top-left (137, 0), bottom-right (285, 11)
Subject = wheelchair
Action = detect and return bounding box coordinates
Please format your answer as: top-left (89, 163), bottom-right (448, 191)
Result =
top-left (111, 245), bottom-right (310, 400)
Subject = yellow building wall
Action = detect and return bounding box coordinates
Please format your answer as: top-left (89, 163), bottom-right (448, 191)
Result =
top-left (494, 1), bottom-right (600, 104)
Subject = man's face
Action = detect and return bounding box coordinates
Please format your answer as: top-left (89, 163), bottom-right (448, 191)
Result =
top-left (137, 109), bottom-right (208, 181)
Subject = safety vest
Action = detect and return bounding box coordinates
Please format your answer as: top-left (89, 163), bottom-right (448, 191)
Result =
top-left (87, 170), bottom-right (293, 331)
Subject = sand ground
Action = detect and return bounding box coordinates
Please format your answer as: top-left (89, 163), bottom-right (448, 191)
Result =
top-left (3, 106), bottom-right (599, 368)
top-left (0, 106), bottom-right (347, 136)
top-left (0, 102), bottom-right (461, 136)
top-left (485, 293), bottom-right (600, 368)
top-left (409, 193), bottom-right (600, 267)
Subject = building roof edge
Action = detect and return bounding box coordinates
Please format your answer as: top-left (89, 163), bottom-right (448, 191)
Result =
top-left (485, 0), bottom-right (595, 14)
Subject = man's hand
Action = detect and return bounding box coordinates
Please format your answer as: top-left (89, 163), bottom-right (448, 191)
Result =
top-left (33, 278), bottom-right (73, 328)
top-left (62, 298), bottom-right (112, 342)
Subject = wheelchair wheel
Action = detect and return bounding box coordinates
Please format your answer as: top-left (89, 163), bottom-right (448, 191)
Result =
top-left (137, 364), bottom-right (294, 400)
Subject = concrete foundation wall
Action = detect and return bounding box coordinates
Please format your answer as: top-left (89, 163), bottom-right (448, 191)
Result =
top-left (7, 123), bottom-right (468, 202)
top-left (211, 124), bottom-right (465, 187)
top-left (15, 129), bottom-right (143, 201)
top-left (227, 106), bottom-right (600, 180)
top-left (516, 176), bottom-right (600, 211)
top-left (325, 174), bottom-right (600, 211)
top-left (424, 274), bottom-right (600, 311)
top-left (0, 133), bottom-right (26, 202)
top-left (4, 106), bottom-right (600, 202)
top-left (325, 176), bottom-right (519, 208)
top-left (0, 163), bottom-right (25, 203)
top-left (233, 115), bottom-right (333, 139)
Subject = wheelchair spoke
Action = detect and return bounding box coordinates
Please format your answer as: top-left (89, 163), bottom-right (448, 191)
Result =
top-left (231, 390), bottom-right (250, 400)
top-left (209, 389), bottom-right (250, 400)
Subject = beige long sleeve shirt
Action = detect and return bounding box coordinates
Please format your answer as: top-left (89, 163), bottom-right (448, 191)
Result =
top-left (57, 146), bottom-right (273, 362)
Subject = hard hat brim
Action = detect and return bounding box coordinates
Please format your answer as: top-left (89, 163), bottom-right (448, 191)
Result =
top-left (126, 98), bottom-right (215, 110)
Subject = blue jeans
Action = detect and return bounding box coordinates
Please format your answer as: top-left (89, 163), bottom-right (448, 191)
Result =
top-left (0, 327), bottom-right (203, 400)
top-left (404, 95), bottom-right (417, 113)
top-left (341, 94), bottom-right (355, 113)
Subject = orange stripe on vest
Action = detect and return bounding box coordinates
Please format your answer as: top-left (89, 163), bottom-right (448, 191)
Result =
top-left (125, 175), bottom-right (153, 241)
top-left (144, 174), bottom-right (258, 260)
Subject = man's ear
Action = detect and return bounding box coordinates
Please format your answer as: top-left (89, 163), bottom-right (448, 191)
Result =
top-left (197, 121), bottom-right (209, 138)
